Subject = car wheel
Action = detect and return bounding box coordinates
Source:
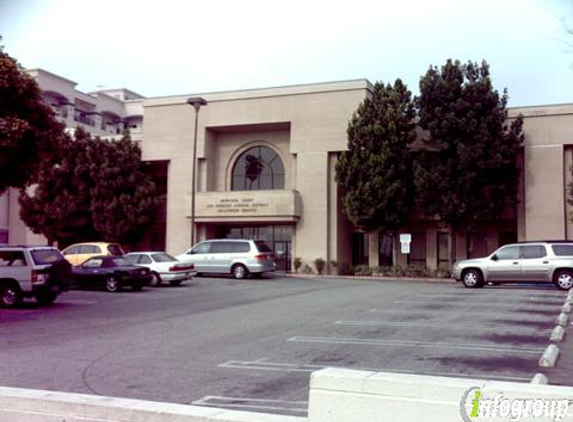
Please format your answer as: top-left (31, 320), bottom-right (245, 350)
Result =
top-left (462, 269), bottom-right (483, 288)
top-left (35, 292), bottom-right (57, 305)
top-left (150, 272), bottom-right (162, 287)
top-left (554, 270), bottom-right (573, 291)
top-left (105, 277), bottom-right (120, 292)
top-left (232, 264), bottom-right (248, 280)
top-left (0, 282), bottom-right (22, 308)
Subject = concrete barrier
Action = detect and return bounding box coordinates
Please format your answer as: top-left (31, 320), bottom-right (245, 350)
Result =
top-left (0, 387), bottom-right (306, 422)
top-left (308, 368), bottom-right (573, 422)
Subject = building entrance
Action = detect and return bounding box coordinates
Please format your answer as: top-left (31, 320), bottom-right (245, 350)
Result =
top-left (215, 224), bottom-right (293, 272)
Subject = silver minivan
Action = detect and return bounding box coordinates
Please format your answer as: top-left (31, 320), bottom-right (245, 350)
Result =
top-left (176, 239), bottom-right (276, 279)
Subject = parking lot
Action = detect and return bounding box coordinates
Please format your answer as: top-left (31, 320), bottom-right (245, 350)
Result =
top-left (0, 275), bottom-right (570, 416)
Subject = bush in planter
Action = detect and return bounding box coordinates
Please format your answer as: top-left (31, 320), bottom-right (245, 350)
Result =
top-left (293, 257), bottom-right (302, 273)
top-left (302, 264), bottom-right (314, 274)
top-left (314, 258), bottom-right (326, 275)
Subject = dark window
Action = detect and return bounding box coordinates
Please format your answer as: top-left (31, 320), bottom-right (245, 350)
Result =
top-left (79, 245), bottom-right (99, 254)
top-left (437, 233), bottom-right (449, 269)
top-left (151, 253), bottom-right (176, 262)
top-left (231, 242), bottom-right (251, 253)
top-left (231, 146), bottom-right (285, 191)
top-left (495, 246), bottom-right (519, 260)
top-left (379, 234), bottom-right (393, 266)
top-left (520, 245), bottom-right (546, 259)
top-left (552, 245), bottom-right (573, 256)
top-left (64, 246), bottom-right (81, 255)
top-left (109, 257), bottom-right (130, 267)
top-left (0, 251), bottom-right (26, 266)
top-left (31, 249), bottom-right (63, 265)
top-left (84, 259), bottom-right (102, 268)
top-left (107, 244), bottom-right (123, 255)
top-left (352, 233), bottom-right (369, 266)
top-left (139, 255), bottom-right (152, 264)
top-left (255, 241), bottom-right (272, 253)
top-left (125, 255), bottom-right (139, 264)
top-left (408, 232), bottom-right (426, 267)
top-left (191, 242), bottom-right (211, 254)
top-left (467, 232), bottom-right (488, 258)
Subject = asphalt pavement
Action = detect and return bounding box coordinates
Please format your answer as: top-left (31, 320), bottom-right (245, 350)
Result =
top-left (0, 275), bottom-right (570, 416)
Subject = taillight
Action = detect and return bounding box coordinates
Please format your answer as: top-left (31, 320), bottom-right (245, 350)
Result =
top-left (254, 254), bottom-right (267, 260)
top-left (31, 270), bottom-right (46, 284)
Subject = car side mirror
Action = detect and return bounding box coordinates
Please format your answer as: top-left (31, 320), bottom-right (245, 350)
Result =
top-left (491, 254), bottom-right (498, 261)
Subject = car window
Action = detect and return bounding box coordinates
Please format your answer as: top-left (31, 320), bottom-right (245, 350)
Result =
top-left (110, 257), bottom-right (131, 267)
top-left (107, 244), bottom-right (124, 255)
top-left (230, 242), bottom-right (250, 253)
top-left (552, 245), bottom-right (573, 256)
top-left (0, 251), bottom-right (26, 266)
top-left (210, 242), bottom-right (230, 253)
top-left (79, 245), bottom-right (99, 254)
top-left (84, 259), bottom-right (102, 268)
top-left (31, 249), bottom-right (63, 265)
top-left (139, 255), bottom-right (152, 264)
top-left (125, 255), bottom-right (139, 264)
top-left (63, 246), bottom-right (80, 255)
top-left (151, 253), bottom-right (176, 262)
top-left (254, 241), bottom-right (272, 253)
top-left (494, 246), bottom-right (519, 260)
top-left (191, 242), bottom-right (211, 254)
top-left (520, 245), bottom-right (546, 259)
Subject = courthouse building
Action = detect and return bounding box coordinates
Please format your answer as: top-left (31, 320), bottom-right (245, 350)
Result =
top-left (1, 69), bottom-right (573, 272)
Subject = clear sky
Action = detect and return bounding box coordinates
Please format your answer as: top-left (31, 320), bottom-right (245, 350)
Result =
top-left (1, 0), bottom-right (572, 106)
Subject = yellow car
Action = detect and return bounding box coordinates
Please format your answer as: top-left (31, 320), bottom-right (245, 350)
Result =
top-left (61, 242), bottom-right (125, 266)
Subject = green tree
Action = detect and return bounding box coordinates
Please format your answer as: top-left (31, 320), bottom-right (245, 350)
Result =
top-left (415, 60), bottom-right (524, 262)
top-left (0, 43), bottom-right (65, 193)
top-left (335, 79), bottom-right (416, 233)
top-left (19, 128), bottom-right (159, 246)
top-left (89, 131), bottom-right (158, 243)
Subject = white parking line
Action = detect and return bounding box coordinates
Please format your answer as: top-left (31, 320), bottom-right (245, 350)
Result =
top-left (392, 300), bottom-right (562, 307)
top-left (287, 336), bottom-right (545, 354)
top-left (217, 359), bottom-right (531, 382)
top-left (334, 320), bottom-right (551, 334)
top-left (192, 396), bottom-right (308, 413)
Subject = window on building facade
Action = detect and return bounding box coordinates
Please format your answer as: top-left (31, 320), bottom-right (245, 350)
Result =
top-left (408, 232), bottom-right (426, 267)
top-left (437, 232), bottom-right (449, 269)
top-left (231, 146), bottom-right (285, 191)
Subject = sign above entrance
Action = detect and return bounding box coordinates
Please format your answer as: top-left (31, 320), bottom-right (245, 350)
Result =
top-left (193, 190), bottom-right (302, 223)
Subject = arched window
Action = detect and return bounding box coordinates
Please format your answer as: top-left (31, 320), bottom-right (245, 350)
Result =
top-left (231, 146), bottom-right (285, 191)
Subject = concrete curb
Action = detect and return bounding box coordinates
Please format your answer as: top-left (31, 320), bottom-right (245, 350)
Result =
top-left (286, 273), bottom-right (454, 284)
top-left (563, 302), bottom-right (572, 314)
top-left (530, 373), bottom-right (548, 384)
top-left (557, 312), bottom-right (569, 326)
top-left (550, 325), bottom-right (566, 342)
top-left (539, 344), bottom-right (560, 367)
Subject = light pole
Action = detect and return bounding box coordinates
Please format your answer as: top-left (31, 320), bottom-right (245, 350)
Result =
top-left (187, 97), bottom-right (208, 247)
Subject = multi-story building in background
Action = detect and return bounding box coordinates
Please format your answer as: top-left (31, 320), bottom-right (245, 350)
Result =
top-left (2, 68), bottom-right (573, 273)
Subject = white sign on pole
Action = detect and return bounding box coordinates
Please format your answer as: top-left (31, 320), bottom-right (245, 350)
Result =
top-left (400, 233), bottom-right (412, 254)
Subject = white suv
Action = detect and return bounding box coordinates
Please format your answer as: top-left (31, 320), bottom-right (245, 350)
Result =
top-left (176, 239), bottom-right (276, 279)
top-left (0, 246), bottom-right (72, 307)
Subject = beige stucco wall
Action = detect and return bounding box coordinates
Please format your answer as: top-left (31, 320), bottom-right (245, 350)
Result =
top-left (142, 80), bottom-right (371, 260)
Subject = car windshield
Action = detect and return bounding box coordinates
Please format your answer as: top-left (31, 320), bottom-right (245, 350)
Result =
top-left (31, 249), bottom-right (64, 265)
top-left (107, 244), bottom-right (124, 255)
top-left (111, 257), bottom-right (131, 267)
top-left (151, 253), bottom-right (176, 262)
